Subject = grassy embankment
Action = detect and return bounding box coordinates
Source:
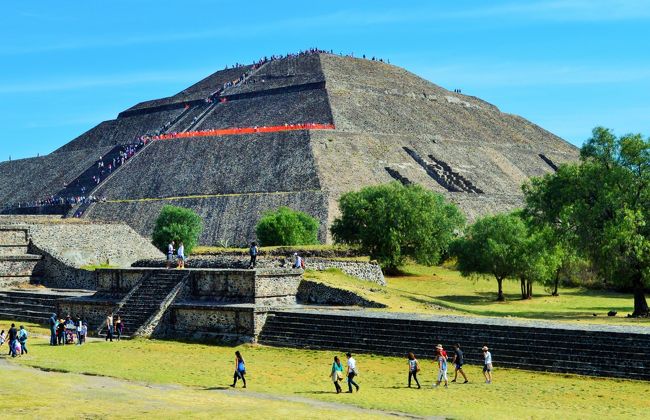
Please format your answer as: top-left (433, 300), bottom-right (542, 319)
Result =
top-left (305, 263), bottom-right (650, 326)
top-left (1, 330), bottom-right (648, 419)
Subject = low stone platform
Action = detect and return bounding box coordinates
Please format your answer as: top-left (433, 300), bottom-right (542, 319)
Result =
top-left (58, 267), bottom-right (304, 341)
top-left (259, 309), bottom-right (650, 381)
top-left (0, 288), bottom-right (94, 324)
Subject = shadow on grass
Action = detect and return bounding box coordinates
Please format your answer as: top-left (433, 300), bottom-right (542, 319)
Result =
top-left (203, 386), bottom-right (231, 391)
top-left (294, 390), bottom-right (338, 395)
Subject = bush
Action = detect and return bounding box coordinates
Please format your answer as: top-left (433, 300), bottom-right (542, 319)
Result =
top-left (331, 182), bottom-right (465, 273)
top-left (255, 207), bottom-right (320, 246)
top-left (152, 205), bottom-right (203, 255)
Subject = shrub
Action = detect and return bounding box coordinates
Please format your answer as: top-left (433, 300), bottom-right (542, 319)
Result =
top-left (331, 182), bottom-right (465, 273)
top-left (152, 205), bottom-right (203, 255)
top-left (255, 207), bottom-right (320, 246)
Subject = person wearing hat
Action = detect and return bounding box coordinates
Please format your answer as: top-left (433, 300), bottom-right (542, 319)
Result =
top-left (345, 352), bottom-right (360, 393)
top-left (434, 344), bottom-right (448, 388)
top-left (482, 346), bottom-right (493, 384)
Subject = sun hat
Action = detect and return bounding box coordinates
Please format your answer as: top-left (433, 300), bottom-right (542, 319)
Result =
top-left (482, 346), bottom-right (489, 351)
top-left (435, 344), bottom-right (443, 350)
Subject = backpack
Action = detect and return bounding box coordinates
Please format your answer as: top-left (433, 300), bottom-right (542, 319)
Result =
top-left (300, 259), bottom-right (305, 269)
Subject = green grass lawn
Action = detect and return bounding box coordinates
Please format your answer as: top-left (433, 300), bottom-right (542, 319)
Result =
top-left (4, 334), bottom-right (649, 419)
top-left (305, 264), bottom-right (650, 326)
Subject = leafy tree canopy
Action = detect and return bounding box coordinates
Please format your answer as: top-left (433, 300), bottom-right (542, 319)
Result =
top-left (255, 207), bottom-right (319, 246)
top-left (331, 182), bottom-right (465, 273)
top-left (523, 127), bottom-right (650, 316)
top-left (152, 205), bottom-right (203, 255)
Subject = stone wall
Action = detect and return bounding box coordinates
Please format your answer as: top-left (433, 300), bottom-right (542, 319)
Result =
top-left (93, 131), bottom-right (322, 200)
top-left (134, 255), bottom-right (385, 285)
top-left (57, 298), bottom-right (115, 331)
top-left (296, 280), bottom-right (385, 308)
top-left (27, 222), bottom-right (163, 268)
top-left (163, 304), bottom-right (260, 342)
top-left (89, 191), bottom-right (329, 246)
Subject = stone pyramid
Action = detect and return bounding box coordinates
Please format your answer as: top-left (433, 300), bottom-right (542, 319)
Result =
top-left (0, 52), bottom-right (578, 245)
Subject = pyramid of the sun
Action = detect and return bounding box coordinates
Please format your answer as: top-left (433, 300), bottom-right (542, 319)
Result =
top-left (0, 53), bottom-right (578, 245)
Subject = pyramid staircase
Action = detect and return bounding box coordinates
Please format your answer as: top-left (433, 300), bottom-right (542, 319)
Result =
top-left (98, 270), bottom-right (189, 338)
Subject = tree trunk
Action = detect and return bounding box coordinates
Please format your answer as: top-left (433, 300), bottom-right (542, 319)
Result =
top-left (631, 274), bottom-right (649, 317)
top-left (526, 280), bottom-right (533, 299)
top-left (552, 270), bottom-right (560, 297)
top-left (496, 277), bottom-right (505, 301)
top-left (520, 278), bottom-right (527, 299)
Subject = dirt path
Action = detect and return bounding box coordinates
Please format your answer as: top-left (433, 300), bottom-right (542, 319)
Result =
top-left (0, 358), bottom-right (439, 419)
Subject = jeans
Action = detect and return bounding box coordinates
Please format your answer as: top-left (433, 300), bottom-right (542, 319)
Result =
top-left (9, 339), bottom-right (17, 357)
top-left (19, 340), bottom-right (27, 354)
top-left (106, 326), bottom-right (113, 341)
top-left (347, 372), bottom-right (359, 392)
top-left (50, 327), bottom-right (57, 346)
top-left (249, 255), bottom-right (257, 268)
top-left (408, 371), bottom-right (420, 387)
top-left (233, 370), bottom-right (246, 387)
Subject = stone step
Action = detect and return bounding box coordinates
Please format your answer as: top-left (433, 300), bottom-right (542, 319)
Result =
top-left (261, 318), bottom-right (650, 350)
top-left (260, 331), bottom-right (650, 366)
top-left (0, 311), bottom-right (49, 325)
top-left (268, 314), bottom-right (650, 343)
top-left (0, 300), bottom-right (57, 313)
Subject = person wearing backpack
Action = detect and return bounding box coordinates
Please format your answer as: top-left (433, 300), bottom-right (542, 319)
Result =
top-left (434, 344), bottom-right (449, 388)
top-left (230, 350), bottom-right (247, 388)
top-left (407, 352), bottom-right (421, 388)
top-left (17, 325), bottom-right (28, 354)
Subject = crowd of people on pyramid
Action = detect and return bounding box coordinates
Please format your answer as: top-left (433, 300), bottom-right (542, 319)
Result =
top-left (4, 141), bottom-right (148, 213)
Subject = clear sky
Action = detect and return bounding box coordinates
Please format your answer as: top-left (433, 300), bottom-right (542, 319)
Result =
top-left (1, 0), bottom-right (648, 160)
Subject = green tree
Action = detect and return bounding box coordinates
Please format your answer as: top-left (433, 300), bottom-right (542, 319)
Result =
top-left (515, 227), bottom-right (560, 299)
top-left (523, 127), bottom-right (650, 316)
top-left (452, 213), bottom-right (526, 301)
top-left (255, 207), bottom-right (319, 246)
top-left (152, 205), bottom-right (203, 255)
top-left (331, 182), bottom-right (465, 273)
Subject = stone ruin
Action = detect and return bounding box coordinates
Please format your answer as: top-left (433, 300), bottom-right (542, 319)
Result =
top-left (0, 52), bottom-right (579, 246)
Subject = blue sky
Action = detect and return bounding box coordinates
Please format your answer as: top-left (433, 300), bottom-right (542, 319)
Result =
top-left (1, 0), bottom-right (648, 160)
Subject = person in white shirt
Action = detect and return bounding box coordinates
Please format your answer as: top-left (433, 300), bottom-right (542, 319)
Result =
top-left (345, 352), bottom-right (360, 393)
top-left (482, 346), bottom-right (493, 384)
top-left (177, 242), bottom-right (185, 269)
top-left (166, 241), bottom-right (175, 269)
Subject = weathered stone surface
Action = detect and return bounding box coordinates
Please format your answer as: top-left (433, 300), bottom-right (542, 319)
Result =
top-left (134, 255), bottom-right (385, 285)
top-left (0, 53), bottom-right (579, 245)
top-left (297, 280), bottom-right (385, 308)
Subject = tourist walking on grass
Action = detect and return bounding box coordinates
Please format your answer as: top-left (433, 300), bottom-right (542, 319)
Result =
top-left (166, 240), bottom-right (175, 269)
top-left (105, 313), bottom-right (114, 342)
top-left (451, 343), bottom-right (468, 384)
top-left (482, 346), bottom-right (493, 384)
top-left (17, 325), bottom-right (28, 355)
top-left (57, 318), bottom-right (65, 345)
top-left (330, 356), bottom-right (344, 393)
top-left (407, 352), bottom-right (421, 388)
top-left (231, 350), bottom-right (247, 388)
top-left (48, 313), bottom-right (57, 346)
top-left (345, 352), bottom-right (360, 393)
top-left (248, 242), bottom-right (258, 269)
top-left (434, 344), bottom-right (448, 388)
top-left (7, 323), bottom-right (18, 357)
top-left (0, 330), bottom-right (6, 347)
top-left (177, 242), bottom-right (185, 269)
top-left (115, 315), bottom-right (124, 341)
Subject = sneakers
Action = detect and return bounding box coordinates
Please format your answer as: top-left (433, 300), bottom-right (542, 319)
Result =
top-left (463, 380), bottom-right (469, 384)
top-left (444, 384), bottom-right (448, 388)
top-left (451, 379), bottom-right (457, 383)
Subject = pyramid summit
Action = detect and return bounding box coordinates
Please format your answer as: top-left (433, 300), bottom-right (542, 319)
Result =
top-left (0, 51), bottom-right (578, 245)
